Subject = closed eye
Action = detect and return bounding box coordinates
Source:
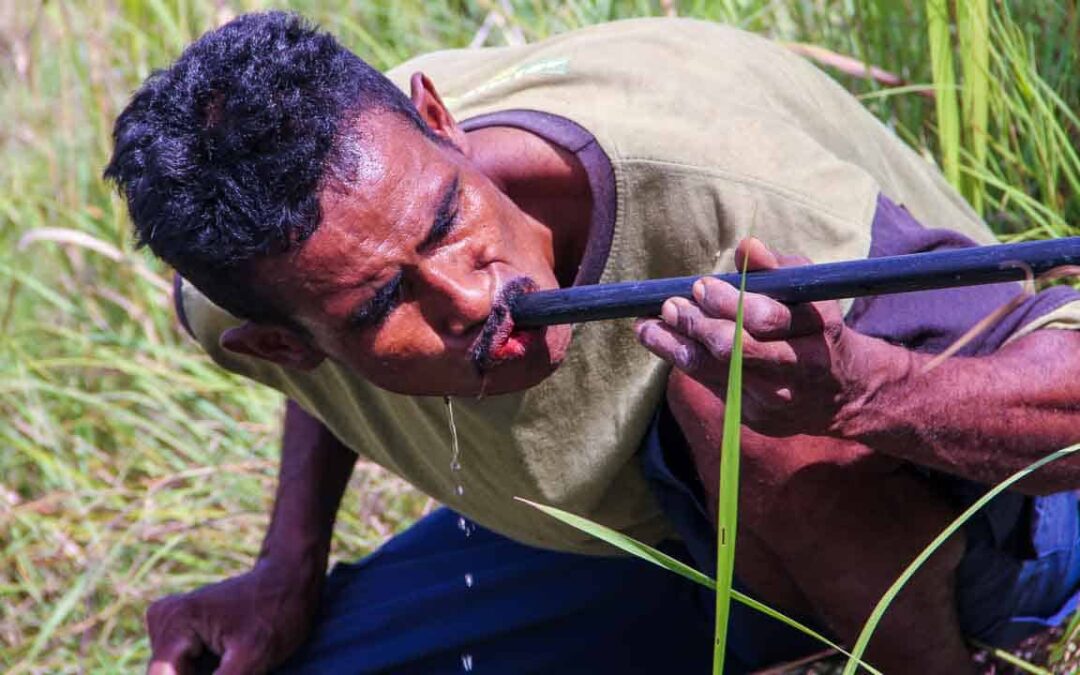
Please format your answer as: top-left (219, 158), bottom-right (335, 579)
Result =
top-left (349, 271), bottom-right (403, 329)
top-left (417, 173), bottom-right (460, 253)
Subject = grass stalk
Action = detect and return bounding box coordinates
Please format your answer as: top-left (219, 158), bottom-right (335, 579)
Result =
top-left (926, 0), bottom-right (960, 189)
top-left (712, 258), bottom-right (749, 673)
top-left (957, 0), bottom-right (989, 214)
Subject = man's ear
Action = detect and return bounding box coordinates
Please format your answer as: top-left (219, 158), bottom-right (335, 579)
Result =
top-left (410, 72), bottom-right (469, 153)
top-left (220, 322), bottom-right (325, 371)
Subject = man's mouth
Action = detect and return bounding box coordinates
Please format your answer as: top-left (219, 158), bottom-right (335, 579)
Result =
top-left (469, 277), bottom-right (539, 372)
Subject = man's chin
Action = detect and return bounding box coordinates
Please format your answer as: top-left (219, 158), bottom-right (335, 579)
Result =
top-left (464, 324), bottom-right (571, 396)
top-left (475, 355), bottom-right (564, 396)
top-left (349, 324), bottom-right (573, 398)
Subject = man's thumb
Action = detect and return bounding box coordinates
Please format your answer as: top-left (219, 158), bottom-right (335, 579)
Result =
top-left (734, 237), bottom-right (781, 272)
top-left (147, 633), bottom-right (200, 675)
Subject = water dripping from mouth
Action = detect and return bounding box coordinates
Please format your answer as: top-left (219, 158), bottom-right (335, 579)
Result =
top-left (477, 373), bottom-right (489, 401)
top-left (444, 396), bottom-right (463, 496)
top-left (445, 396), bottom-right (476, 672)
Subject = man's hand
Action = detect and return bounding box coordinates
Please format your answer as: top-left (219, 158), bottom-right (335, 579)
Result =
top-left (145, 401), bottom-right (357, 674)
top-left (146, 558), bottom-right (322, 675)
top-left (635, 237), bottom-right (900, 437)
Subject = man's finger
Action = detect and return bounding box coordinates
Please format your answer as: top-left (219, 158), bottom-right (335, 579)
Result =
top-left (661, 299), bottom-right (802, 370)
top-left (213, 644), bottom-right (262, 675)
top-left (734, 237), bottom-right (780, 272)
top-left (635, 318), bottom-right (714, 375)
top-left (661, 297), bottom-right (737, 360)
top-left (691, 279), bottom-right (790, 339)
top-left (147, 632), bottom-right (200, 675)
top-left (776, 253), bottom-right (812, 268)
top-left (148, 661), bottom-right (179, 675)
top-left (687, 281), bottom-right (824, 340)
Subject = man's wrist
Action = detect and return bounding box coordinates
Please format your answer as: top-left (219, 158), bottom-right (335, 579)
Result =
top-left (830, 331), bottom-right (920, 441)
top-left (257, 526), bottom-right (332, 577)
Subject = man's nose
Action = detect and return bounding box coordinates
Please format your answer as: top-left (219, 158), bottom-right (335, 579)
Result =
top-left (412, 261), bottom-right (491, 336)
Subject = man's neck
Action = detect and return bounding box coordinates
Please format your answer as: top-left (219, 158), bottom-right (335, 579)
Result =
top-left (465, 126), bottom-right (592, 287)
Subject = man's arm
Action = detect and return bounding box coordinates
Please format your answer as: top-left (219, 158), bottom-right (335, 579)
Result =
top-left (146, 401), bottom-right (357, 675)
top-left (636, 237), bottom-right (1080, 497)
top-left (835, 328), bottom-right (1080, 495)
top-left (260, 400), bottom-right (358, 573)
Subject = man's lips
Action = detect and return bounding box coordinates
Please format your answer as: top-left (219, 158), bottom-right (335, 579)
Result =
top-left (469, 277), bottom-right (539, 372)
top-left (489, 326), bottom-right (535, 362)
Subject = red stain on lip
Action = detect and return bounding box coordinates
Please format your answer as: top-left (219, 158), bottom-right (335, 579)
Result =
top-left (490, 328), bottom-right (534, 362)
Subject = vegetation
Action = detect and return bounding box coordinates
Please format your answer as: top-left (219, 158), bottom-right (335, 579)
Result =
top-left (0, 0), bottom-right (1076, 673)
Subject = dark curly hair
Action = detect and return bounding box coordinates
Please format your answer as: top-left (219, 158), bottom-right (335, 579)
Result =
top-left (104, 11), bottom-right (431, 326)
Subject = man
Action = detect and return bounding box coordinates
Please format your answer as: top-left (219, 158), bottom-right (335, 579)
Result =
top-left (105, 11), bottom-right (1080, 674)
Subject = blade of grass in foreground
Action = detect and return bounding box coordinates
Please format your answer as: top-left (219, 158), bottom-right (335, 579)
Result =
top-left (970, 640), bottom-right (1053, 675)
top-left (516, 498), bottom-right (882, 675)
top-left (842, 442), bottom-right (1080, 675)
top-left (713, 262), bottom-right (749, 674)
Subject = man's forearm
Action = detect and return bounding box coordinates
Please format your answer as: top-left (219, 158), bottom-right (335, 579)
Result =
top-left (837, 329), bottom-right (1080, 494)
top-left (258, 400), bottom-right (358, 572)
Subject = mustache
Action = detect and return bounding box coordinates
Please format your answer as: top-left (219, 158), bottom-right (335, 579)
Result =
top-left (469, 276), bottom-right (538, 371)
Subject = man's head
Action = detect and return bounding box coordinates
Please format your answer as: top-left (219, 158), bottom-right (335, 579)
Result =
top-left (106, 12), bottom-right (571, 396)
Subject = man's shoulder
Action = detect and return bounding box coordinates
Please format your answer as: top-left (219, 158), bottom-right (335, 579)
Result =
top-left (384, 18), bottom-right (801, 121)
top-left (384, 18), bottom-right (756, 83)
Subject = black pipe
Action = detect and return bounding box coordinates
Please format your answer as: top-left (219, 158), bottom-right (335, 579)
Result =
top-left (511, 236), bottom-right (1080, 327)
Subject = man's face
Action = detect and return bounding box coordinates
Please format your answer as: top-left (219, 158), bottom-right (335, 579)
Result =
top-left (258, 112), bottom-right (572, 396)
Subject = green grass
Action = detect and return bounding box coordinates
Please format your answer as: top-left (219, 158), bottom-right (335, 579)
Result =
top-left (713, 259), bottom-right (749, 674)
top-left (1, 1), bottom-right (1078, 672)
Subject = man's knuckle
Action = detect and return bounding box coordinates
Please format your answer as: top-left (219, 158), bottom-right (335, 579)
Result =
top-left (756, 303), bottom-right (787, 332)
top-left (146, 595), bottom-right (181, 627)
top-left (823, 318), bottom-right (844, 343)
top-left (677, 344), bottom-right (701, 372)
top-left (677, 308), bottom-right (698, 336)
top-left (704, 331), bottom-right (733, 360)
top-left (703, 283), bottom-right (735, 314)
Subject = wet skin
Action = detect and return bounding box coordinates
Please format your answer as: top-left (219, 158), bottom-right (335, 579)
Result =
top-left (222, 74), bottom-right (592, 397)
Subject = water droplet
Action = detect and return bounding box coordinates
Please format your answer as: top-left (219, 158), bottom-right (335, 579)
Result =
top-left (461, 653), bottom-right (474, 671)
top-left (464, 573), bottom-right (474, 588)
top-left (457, 516), bottom-right (474, 537)
top-left (444, 397), bottom-right (465, 498)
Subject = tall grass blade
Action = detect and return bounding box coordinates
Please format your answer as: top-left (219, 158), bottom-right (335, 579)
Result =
top-left (516, 497), bottom-right (882, 674)
top-left (926, 0), bottom-right (960, 189)
top-left (713, 260), bottom-right (749, 673)
top-left (957, 0), bottom-right (989, 213)
top-left (842, 443), bottom-right (1080, 675)
top-left (970, 640), bottom-right (1053, 675)
top-left (516, 497), bottom-right (714, 589)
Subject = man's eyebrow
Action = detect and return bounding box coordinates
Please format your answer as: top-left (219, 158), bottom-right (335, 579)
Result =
top-left (417, 173), bottom-right (460, 253)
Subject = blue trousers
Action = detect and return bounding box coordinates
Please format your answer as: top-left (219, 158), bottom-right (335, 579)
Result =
top-left (277, 405), bottom-right (1080, 673)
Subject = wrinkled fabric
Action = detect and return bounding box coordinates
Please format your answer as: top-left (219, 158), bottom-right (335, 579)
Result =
top-left (275, 507), bottom-right (714, 674)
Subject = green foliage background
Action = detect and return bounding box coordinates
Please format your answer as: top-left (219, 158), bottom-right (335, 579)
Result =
top-left (0, 1), bottom-right (1077, 672)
